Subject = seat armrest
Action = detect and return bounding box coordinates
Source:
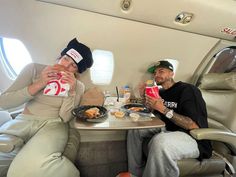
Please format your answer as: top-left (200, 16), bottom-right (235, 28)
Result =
top-left (0, 134), bottom-right (24, 153)
top-left (0, 111), bottom-right (12, 126)
top-left (190, 128), bottom-right (236, 148)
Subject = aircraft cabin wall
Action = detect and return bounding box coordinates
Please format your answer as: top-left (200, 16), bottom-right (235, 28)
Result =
top-left (0, 0), bottom-right (222, 95)
top-left (1, 2), bottom-right (236, 174)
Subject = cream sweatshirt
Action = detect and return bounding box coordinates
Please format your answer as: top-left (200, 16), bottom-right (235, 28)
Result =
top-left (0, 63), bottom-right (85, 122)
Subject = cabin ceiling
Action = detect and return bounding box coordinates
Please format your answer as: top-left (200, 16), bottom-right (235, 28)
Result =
top-left (37, 0), bottom-right (236, 41)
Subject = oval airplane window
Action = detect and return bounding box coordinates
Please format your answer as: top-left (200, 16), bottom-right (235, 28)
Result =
top-left (0, 37), bottom-right (32, 80)
top-left (90, 50), bottom-right (114, 85)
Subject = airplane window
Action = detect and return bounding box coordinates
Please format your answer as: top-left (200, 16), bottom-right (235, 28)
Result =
top-left (208, 47), bottom-right (236, 73)
top-left (0, 37), bottom-right (32, 80)
top-left (90, 50), bottom-right (114, 85)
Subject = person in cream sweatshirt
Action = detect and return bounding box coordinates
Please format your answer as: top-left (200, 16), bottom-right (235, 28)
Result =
top-left (0, 38), bottom-right (93, 177)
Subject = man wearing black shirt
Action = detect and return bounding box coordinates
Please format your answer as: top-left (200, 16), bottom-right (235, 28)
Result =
top-left (126, 60), bottom-right (212, 177)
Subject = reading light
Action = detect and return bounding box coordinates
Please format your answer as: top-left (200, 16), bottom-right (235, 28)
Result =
top-left (175, 12), bottom-right (194, 24)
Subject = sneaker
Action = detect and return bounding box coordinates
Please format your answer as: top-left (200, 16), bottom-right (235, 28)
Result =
top-left (116, 172), bottom-right (134, 177)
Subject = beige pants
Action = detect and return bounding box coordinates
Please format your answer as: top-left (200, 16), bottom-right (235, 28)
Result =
top-left (0, 114), bottom-right (80, 177)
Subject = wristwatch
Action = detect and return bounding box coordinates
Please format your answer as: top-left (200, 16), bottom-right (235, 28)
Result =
top-left (165, 109), bottom-right (174, 119)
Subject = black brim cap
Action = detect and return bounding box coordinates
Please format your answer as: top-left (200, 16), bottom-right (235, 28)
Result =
top-left (61, 38), bottom-right (93, 73)
top-left (147, 60), bottom-right (174, 73)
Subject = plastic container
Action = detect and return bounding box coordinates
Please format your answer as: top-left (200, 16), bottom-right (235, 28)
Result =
top-left (123, 85), bottom-right (131, 103)
top-left (145, 80), bottom-right (160, 98)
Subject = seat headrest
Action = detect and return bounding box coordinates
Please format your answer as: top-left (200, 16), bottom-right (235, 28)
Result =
top-left (199, 73), bottom-right (236, 90)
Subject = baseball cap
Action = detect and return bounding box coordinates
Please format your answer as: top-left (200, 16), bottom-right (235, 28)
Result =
top-left (147, 60), bottom-right (174, 73)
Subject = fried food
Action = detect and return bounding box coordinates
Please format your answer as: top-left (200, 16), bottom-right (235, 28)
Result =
top-left (110, 109), bottom-right (119, 115)
top-left (114, 111), bottom-right (125, 118)
top-left (128, 107), bottom-right (144, 112)
top-left (84, 107), bottom-right (100, 119)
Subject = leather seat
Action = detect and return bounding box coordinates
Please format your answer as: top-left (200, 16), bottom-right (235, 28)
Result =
top-left (178, 72), bottom-right (236, 177)
top-left (0, 111), bottom-right (22, 177)
top-left (0, 111), bottom-right (80, 177)
top-left (143, 72), bottom-right (236, 177)
top-left (0, 87), bottom-right (104, 177)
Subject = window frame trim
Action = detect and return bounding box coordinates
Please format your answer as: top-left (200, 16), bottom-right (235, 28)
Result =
top-left (0, 38), bottom-right (17, 78)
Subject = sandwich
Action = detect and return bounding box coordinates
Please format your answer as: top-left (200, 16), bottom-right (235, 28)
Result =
top-left (53, 64), bottom-right (68, 72)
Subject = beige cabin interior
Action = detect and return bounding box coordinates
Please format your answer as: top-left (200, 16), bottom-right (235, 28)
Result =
top-left (0, 0), bottom-right (236, 177)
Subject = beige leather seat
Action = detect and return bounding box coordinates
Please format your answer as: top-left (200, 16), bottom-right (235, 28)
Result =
top-left (0, 111), bottom-right (23, 177)
top-left (142, 72), bottom-right (236, 177)
top-left (178, 72), bottom-right (236, 177)
top-left (0, 111), bottom-right (80, 177)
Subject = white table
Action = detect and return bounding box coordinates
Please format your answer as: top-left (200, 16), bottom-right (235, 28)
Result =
top-left (71, 108), bottom-right (165, 130)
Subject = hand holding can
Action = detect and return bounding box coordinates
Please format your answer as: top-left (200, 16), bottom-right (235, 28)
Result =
top-left (145, 80), bottom-right (160, 99)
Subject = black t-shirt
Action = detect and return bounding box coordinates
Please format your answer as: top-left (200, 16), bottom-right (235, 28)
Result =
top-left (156, 81), bottom-right (212, 160)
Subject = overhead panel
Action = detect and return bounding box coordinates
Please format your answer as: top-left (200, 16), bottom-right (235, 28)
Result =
top-left (36, 0), bottom-right (236, 41)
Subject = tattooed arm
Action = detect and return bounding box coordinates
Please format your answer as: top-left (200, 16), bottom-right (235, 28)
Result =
top-left (146, 95), bottom-right (199, 130)
top-left (163, 108), bottom-right (199, 130)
